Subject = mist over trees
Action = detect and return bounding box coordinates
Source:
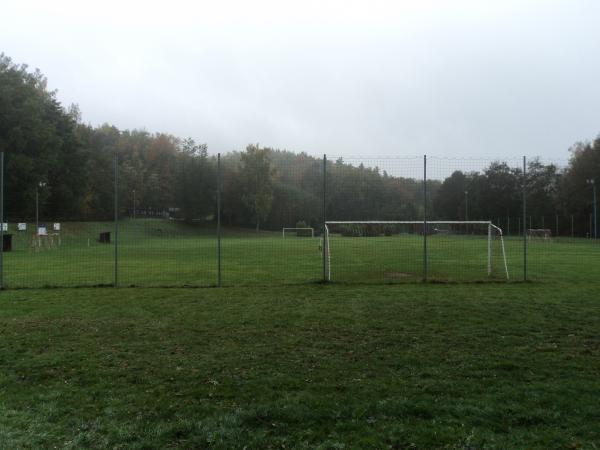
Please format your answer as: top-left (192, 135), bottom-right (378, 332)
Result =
top-left (1, 53), bottom-right (599, 235)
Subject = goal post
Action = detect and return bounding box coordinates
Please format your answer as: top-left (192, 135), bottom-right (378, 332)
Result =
top-left (324, 221), bottom-right (509, 281)
top-left (282, 227), bottom-right (315, 238)
top-left (489, 223), bottom-right (509, 279)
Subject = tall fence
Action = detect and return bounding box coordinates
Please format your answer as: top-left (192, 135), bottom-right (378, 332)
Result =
top-left (0, 152), bottom-right (598, 288)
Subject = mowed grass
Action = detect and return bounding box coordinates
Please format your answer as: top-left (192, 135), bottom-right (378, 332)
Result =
top-left (2, 219), bottom-right (599, 287)
top-left (1, 283), bottom-right (600, 448)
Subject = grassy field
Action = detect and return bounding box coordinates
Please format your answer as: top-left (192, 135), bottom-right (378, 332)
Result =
top-left (2, 219), bottom-right (599, 288)
top-left (1, 283), bottom-right (600, 448)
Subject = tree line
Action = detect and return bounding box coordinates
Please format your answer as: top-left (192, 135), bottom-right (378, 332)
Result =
top-left (434, 148), bottom-right (599, 236)
top-left (1, 53), bottom-right (598, 235)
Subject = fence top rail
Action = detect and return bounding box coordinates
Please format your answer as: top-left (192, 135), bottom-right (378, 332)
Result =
top-left (326, 220), bottom-right (493, 225)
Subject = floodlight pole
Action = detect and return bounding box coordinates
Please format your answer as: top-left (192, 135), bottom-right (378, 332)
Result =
top-left (133, 189), bottom-right (136, 220)
top-left (464, 190), bottom-right (468, 221)
top-left (571, 214), bottom-right (574, 238)
top-left (35, 181), bottom-right (47, 233)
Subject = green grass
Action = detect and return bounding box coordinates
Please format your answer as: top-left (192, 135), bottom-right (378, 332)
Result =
top-left (1, 283), bottom-right (600, 448)
top-left (2, 219), bottom-right (599, 287)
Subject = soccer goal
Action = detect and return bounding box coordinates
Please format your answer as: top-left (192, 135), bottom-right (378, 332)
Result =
top-left (282, 227), bottom-right (315, 238)
top-left (323, 221), bottom-right (509, 281)
top-left (527, 228), bottom-right (552, 241)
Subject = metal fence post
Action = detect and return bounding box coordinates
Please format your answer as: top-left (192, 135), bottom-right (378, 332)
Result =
top-left (0, 152), bottom-right (4, 289)
top-left (523, 156), bottom-right (527, 281)
top-left (423, 155), bottom-right (428, 282)
top-left (217, 153), bottom-right (222, 287)
top-left (114, 152), bottom-right (119, 288)
top-left (35, 186), bottom-right (39, 234)
top-left (322, 154), bottom-right (327, 282)
top-left (593, 182), bottom-right (597, 239)
top-left (487, 222), bottom-right (492, 276)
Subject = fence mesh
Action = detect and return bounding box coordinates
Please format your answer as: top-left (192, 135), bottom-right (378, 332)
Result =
top-left (325, 157), bottom-right (424, 283)
top-left (0, 151), bottom-right (598, 288)
top-left (523, 157), bottom-right (600, 283)
top-left (220, 151), bottom-right (322, 285)
top-left (428, 157), bottom-right (523, 282)
top-left (114, 151), bottom-right (218, 287)
top-left (3, 220), bottom-right (113, 288)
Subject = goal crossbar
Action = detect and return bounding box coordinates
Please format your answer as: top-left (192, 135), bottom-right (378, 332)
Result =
top-left (323, 221), bottom-right (509, 281)
top-left (326, 220), bottom-right (494, 225)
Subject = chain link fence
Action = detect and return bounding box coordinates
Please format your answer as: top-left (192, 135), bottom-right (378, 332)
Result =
top-left (0, 151), bottom-right (598, 288)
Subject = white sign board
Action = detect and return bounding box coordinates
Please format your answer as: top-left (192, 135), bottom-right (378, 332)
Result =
top-left (53, 222), bottom-right (61, 231)
top-left (17, 223), bottom-right (27, 231)
top-left (1, 223), bottom-right (7, 231)
top-left (38, 226), bottom-right (48, 236)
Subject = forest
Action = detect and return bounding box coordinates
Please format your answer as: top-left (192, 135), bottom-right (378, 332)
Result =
top-left (1, 53), bottom-right (599, 235)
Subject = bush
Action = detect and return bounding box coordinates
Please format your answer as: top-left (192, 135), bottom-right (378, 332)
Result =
top-left (383, 225), bottom-right (396, 236)
top-left (363, 224), bottom-right (381, 237)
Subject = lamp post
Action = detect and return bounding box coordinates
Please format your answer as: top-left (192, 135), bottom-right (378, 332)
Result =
top-left (133, 189), bottom-right (136, 220)
top-left (587, 179), bottom-right (597, 239)
top-left (35, 181), bottom-right (47, 233)
top-left (464, 190), bottom-right (469, 221)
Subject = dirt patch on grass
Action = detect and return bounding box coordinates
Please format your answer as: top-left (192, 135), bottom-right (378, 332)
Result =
top-left (384, 272), bottom-right (414, 278)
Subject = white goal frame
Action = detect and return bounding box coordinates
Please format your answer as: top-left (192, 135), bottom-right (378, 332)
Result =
top-left (527, 228), bottom-right (552, 241)
top-left (323, 221), bottom-right (509, 281)
top-left (282, 227), bottom-right (315, 238)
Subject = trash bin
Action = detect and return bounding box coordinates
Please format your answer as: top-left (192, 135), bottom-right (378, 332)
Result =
top-left (2, 234), bottom-right (12, 251)
top-left (99, 232), bottom-right (111, 244)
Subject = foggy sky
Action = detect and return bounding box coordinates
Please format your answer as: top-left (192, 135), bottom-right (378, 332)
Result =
top-left (2, 0), bottom-right (599, 160)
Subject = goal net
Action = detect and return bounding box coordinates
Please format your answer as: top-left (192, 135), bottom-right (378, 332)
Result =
top-left (323, 221), bottom-right (509, 282)
top-left (527, 228), bottom-right (552, 241)
top-left (282, 227), bottom-right (315, 238)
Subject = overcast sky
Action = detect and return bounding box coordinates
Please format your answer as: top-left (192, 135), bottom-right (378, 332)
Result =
top-left (2, 0), bottom-right (599, 160)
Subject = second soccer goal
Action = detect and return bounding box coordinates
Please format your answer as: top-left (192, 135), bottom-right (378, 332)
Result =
top-left (282, 227), bottom-right (315, 238)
